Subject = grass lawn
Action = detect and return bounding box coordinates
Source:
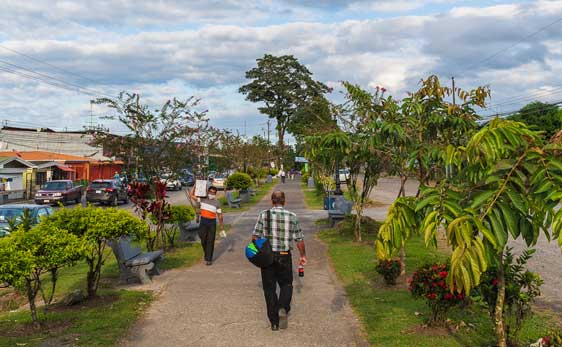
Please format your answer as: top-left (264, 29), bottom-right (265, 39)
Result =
top-left (318, 220), bottom-right (559, 347)
top-left (219, 180), bottom-right (277, 213)
top-left (0, 231), bottom-right (208, 347)
top-left (301, 183), bottom-right (324, 210)
top-left (0, 290), bottom-right (152, 347)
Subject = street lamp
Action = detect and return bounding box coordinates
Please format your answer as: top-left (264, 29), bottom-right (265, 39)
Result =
top-left (334, 157), bottom-right (342, 195)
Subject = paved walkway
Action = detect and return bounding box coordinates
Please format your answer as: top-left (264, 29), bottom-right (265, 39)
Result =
top-left (122, 180), bottom-right (368, 347)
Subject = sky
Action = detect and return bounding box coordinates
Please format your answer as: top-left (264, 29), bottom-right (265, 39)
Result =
top-left (0, 0), bottom-right (561, 138)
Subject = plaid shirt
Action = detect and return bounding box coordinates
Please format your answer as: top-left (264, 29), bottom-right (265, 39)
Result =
top-left (253, 206), bottom-right (304, 252)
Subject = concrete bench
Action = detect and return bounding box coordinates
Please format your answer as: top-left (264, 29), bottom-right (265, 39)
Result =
top-left (109, 237), bottom-right (163, 284)
top-left (328, 197), bottom-right (353, 227)
top-left (226, 191), bottom-right (241, 208)
top-left (179, 220), bottom-right (200, 242)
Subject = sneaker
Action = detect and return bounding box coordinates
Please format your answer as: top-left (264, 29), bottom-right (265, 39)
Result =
top-left (271, 324), bottom-right (279, 331)
top-left (206, 261), bottom-right (212, 266)
top-left (278, 308), bottom-right (288, 329)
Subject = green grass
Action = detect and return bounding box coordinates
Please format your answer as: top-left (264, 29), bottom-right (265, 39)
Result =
top-left (0, 231), bottom-right (208, 346)
top-left (0, 290), bottom-right (152, 347)
top-left (220, 180), bottom-right (277, 213)
top-left (301, 183), bottom-right (324, 210)
top-left (318, 225), bottom-right (558, 347)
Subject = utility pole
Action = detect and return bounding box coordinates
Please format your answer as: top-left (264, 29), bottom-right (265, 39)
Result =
top-left (451, 76), bottom-right (456, 106)
top-left (266, 120), bottom-right (270, 144)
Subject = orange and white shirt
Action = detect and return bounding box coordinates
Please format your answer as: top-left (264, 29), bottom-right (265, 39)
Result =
top-left (198, 197), bottom-right (222, 222)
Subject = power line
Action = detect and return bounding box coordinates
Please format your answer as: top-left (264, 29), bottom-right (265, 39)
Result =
top-left (0, 44), bottom-right (118, 94)
top-left (0, 59), bottom-right (114, 98)
top-left (457, 15), bottom-right (562, 76)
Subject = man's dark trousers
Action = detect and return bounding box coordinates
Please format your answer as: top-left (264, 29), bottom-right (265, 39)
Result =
top-left (198, 219), bottom-right (216, 262)
top-left (261, 252), bottom-right (293, 325)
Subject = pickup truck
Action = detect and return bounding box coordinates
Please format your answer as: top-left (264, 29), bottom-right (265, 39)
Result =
top-left (34, 180), bottom-right (83, 205)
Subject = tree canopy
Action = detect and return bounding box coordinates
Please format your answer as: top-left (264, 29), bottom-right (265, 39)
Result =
top-left (508, 101), bottom-right (562, 138)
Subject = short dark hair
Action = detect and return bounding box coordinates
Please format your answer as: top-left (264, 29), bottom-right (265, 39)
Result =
top-left (208, 186), bottom-right (218, 193)
top-left (271, 191), bottom-right (285, 205)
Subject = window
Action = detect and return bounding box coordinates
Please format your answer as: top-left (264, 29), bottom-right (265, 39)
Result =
top-left (36, 172), bottom-right (47, 186)
top-left (37, 208), bottom-right (49, 220)
top-left (91, 181), bottom-right (112, 189)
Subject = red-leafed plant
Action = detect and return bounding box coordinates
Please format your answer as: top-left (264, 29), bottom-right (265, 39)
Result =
top-left (376, 259), bottom-right (401, 285)
top-left (409, 263), bottom-right (465, 326)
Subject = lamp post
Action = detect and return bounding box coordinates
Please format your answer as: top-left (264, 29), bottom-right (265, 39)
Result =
top-left (334, 157), bottom-right (343, 195)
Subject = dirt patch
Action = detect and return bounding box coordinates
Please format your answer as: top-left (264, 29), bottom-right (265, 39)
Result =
top-left (402, 324), bottom-right (456, 337)
top-left (49, 293), bottom-right (118, 313)
top-left (0, 319), bottom-right (73, 338)
top-left (0, 288), bottom-right (27, 312)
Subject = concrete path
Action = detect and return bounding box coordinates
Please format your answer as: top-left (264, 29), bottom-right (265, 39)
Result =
top-left (122, 180), bottom-right (369, 347)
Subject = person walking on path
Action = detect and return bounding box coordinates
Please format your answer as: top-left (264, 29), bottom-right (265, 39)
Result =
top-left (253, 190), bottom-right (307, 331)
top-left (190, 185), bottom-right (225, 265)
top-left (279, 169), bottom-right (286, 184)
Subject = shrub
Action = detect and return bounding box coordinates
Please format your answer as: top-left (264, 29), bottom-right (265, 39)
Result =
top-left (226, 172), bottom-right (252, 191)
top-left (164, 205), bottom-right (196, 248)
top-left (269, 168), bottom-right (279, 176)
top-left (539, 329), bottom-right (562, 347)
top-left (474, 248), bottom-right (543, 346)
top-left (0, 224), bottom-right (81, 325)
top-left (409, 263), bottom-right (465, 326)
top-left (376, 259), bottom-right (401, 285)
top-left (45, 206), bottom-right (148, 297)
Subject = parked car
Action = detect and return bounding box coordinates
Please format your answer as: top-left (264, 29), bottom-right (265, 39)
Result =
top-left (338, 168), bottom-right (350, 183)
top-left (160, 174), bottom-right (182, 191)
top-left (179, 171), bottom-right (195, 186)
top-left (0, 204), bottom-right (54, 237)
top-left (34, 180), bottom-right (83, 205)
top-left (211, 173), bottom-right (227, 190)
top-left (86, 179), bottom-right (128, 206)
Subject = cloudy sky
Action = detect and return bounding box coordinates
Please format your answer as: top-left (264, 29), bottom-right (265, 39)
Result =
top-left (1, 0), bottom-right (561, 137)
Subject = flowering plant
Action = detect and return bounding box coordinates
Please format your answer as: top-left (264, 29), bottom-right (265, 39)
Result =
top-left (376, 259), bottom-right (401, 285)
top-left (409, 263), bottom-right (465, 325)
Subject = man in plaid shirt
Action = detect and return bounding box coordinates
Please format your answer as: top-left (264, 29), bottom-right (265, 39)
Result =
top-left (253, 191), bottom-right (307, 331)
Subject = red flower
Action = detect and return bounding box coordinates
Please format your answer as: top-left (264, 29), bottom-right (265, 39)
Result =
top-left (432, 265), bottom-right (438, 271)
top-left (492, 278), bottom-right (498, 286)
top-left (457, 293), bottom-right (465, 300)
top-left (438, 281), bottom-right (446, 288)
top-left (439, 271), bottom-right (448, 278)
top-left (444, 293), bottom-right (454, 300)
top-left (426, 293), bottom-right (436, 300)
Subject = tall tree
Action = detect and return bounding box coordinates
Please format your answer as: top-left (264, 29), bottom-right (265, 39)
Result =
top-left (288, 95), bottom-right (338, 143)
top-left (239, 54), bottom-right (330, 166)
top-left (508, 101), bottom-right (562, 138)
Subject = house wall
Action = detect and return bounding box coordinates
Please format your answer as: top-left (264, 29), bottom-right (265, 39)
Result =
top-left (90, 163), bottom-right (123, 180)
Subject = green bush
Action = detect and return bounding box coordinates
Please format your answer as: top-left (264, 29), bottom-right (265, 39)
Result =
top-left (269, 168), bottom-right (279, 176)
top-left (376, 259), bottom-right (401, 285)
top-left (0, 224), bottom-right (81, 325)
top-left (45, 206), bottom-right (148, 297)
top-left (226, 172), bottom-right (252, 191)
top-left (169, 205), bottom-right (195, 224)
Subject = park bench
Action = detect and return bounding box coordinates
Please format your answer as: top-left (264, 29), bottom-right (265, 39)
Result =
top-left (108, 237), bottom-right (164, 284)
top-left (328, 197), bottom-right (353, 227)
top-left (179, 220), bottom-right (200, 242)
top-left (226, 191), bottom-right (242, 208)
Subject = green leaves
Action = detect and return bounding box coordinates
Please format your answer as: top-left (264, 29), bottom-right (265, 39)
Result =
top-left (375, 197), bottom-right (418, 260)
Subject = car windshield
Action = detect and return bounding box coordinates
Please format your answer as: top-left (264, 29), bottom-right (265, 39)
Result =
top-left (214, 175), bottom-right (226, 179)
top-left (0, 208), bottom-right (26, 223)
top-left (43, 182), bottom-right (68, 190)
top-left (91, 182), bottom-right (112, 189)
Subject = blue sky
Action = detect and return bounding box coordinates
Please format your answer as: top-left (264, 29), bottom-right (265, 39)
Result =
top-left (0, 0), bottom-right (561, 137)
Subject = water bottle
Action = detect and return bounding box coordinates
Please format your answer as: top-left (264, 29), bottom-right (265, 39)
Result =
top-left (298, 264), bottom-right (304, 277)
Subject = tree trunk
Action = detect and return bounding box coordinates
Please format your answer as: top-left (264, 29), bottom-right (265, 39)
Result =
top-left (354, 204), bottom-right (363, 242)
top-left (494, 252), bottom-right (507, 347)
top-left (25, 279), bottom-right (39, 327)
top-left (277, 125), bottom-right (285, 169)
top-left (397, 174), bottom-right (407, 199)
top-left (86, 260), bottom-right (96, 298)
top-left (399, 247), bottom-right (407, 276)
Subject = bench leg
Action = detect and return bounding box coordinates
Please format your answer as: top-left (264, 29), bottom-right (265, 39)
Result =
top-left (131, 262), bottom-right (155, 284)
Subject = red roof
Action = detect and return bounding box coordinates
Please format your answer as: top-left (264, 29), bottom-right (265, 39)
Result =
top-left (0, 150), bottom-right (92, 162)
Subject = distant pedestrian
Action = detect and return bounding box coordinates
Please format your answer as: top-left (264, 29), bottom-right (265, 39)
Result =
top-left (253, 191), bottom-right (307, 331)
top-left (114, 171), bottom-right (120, 180)
top-left (190, 185), bottom-right (225, 265)
top-left (279, 169), bottom-right (286, 184)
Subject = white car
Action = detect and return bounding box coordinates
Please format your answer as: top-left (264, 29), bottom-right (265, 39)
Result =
top-left (211, 174), bottom-right (227, 190)
top-left (160, 174), bottom-right (182, 191)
